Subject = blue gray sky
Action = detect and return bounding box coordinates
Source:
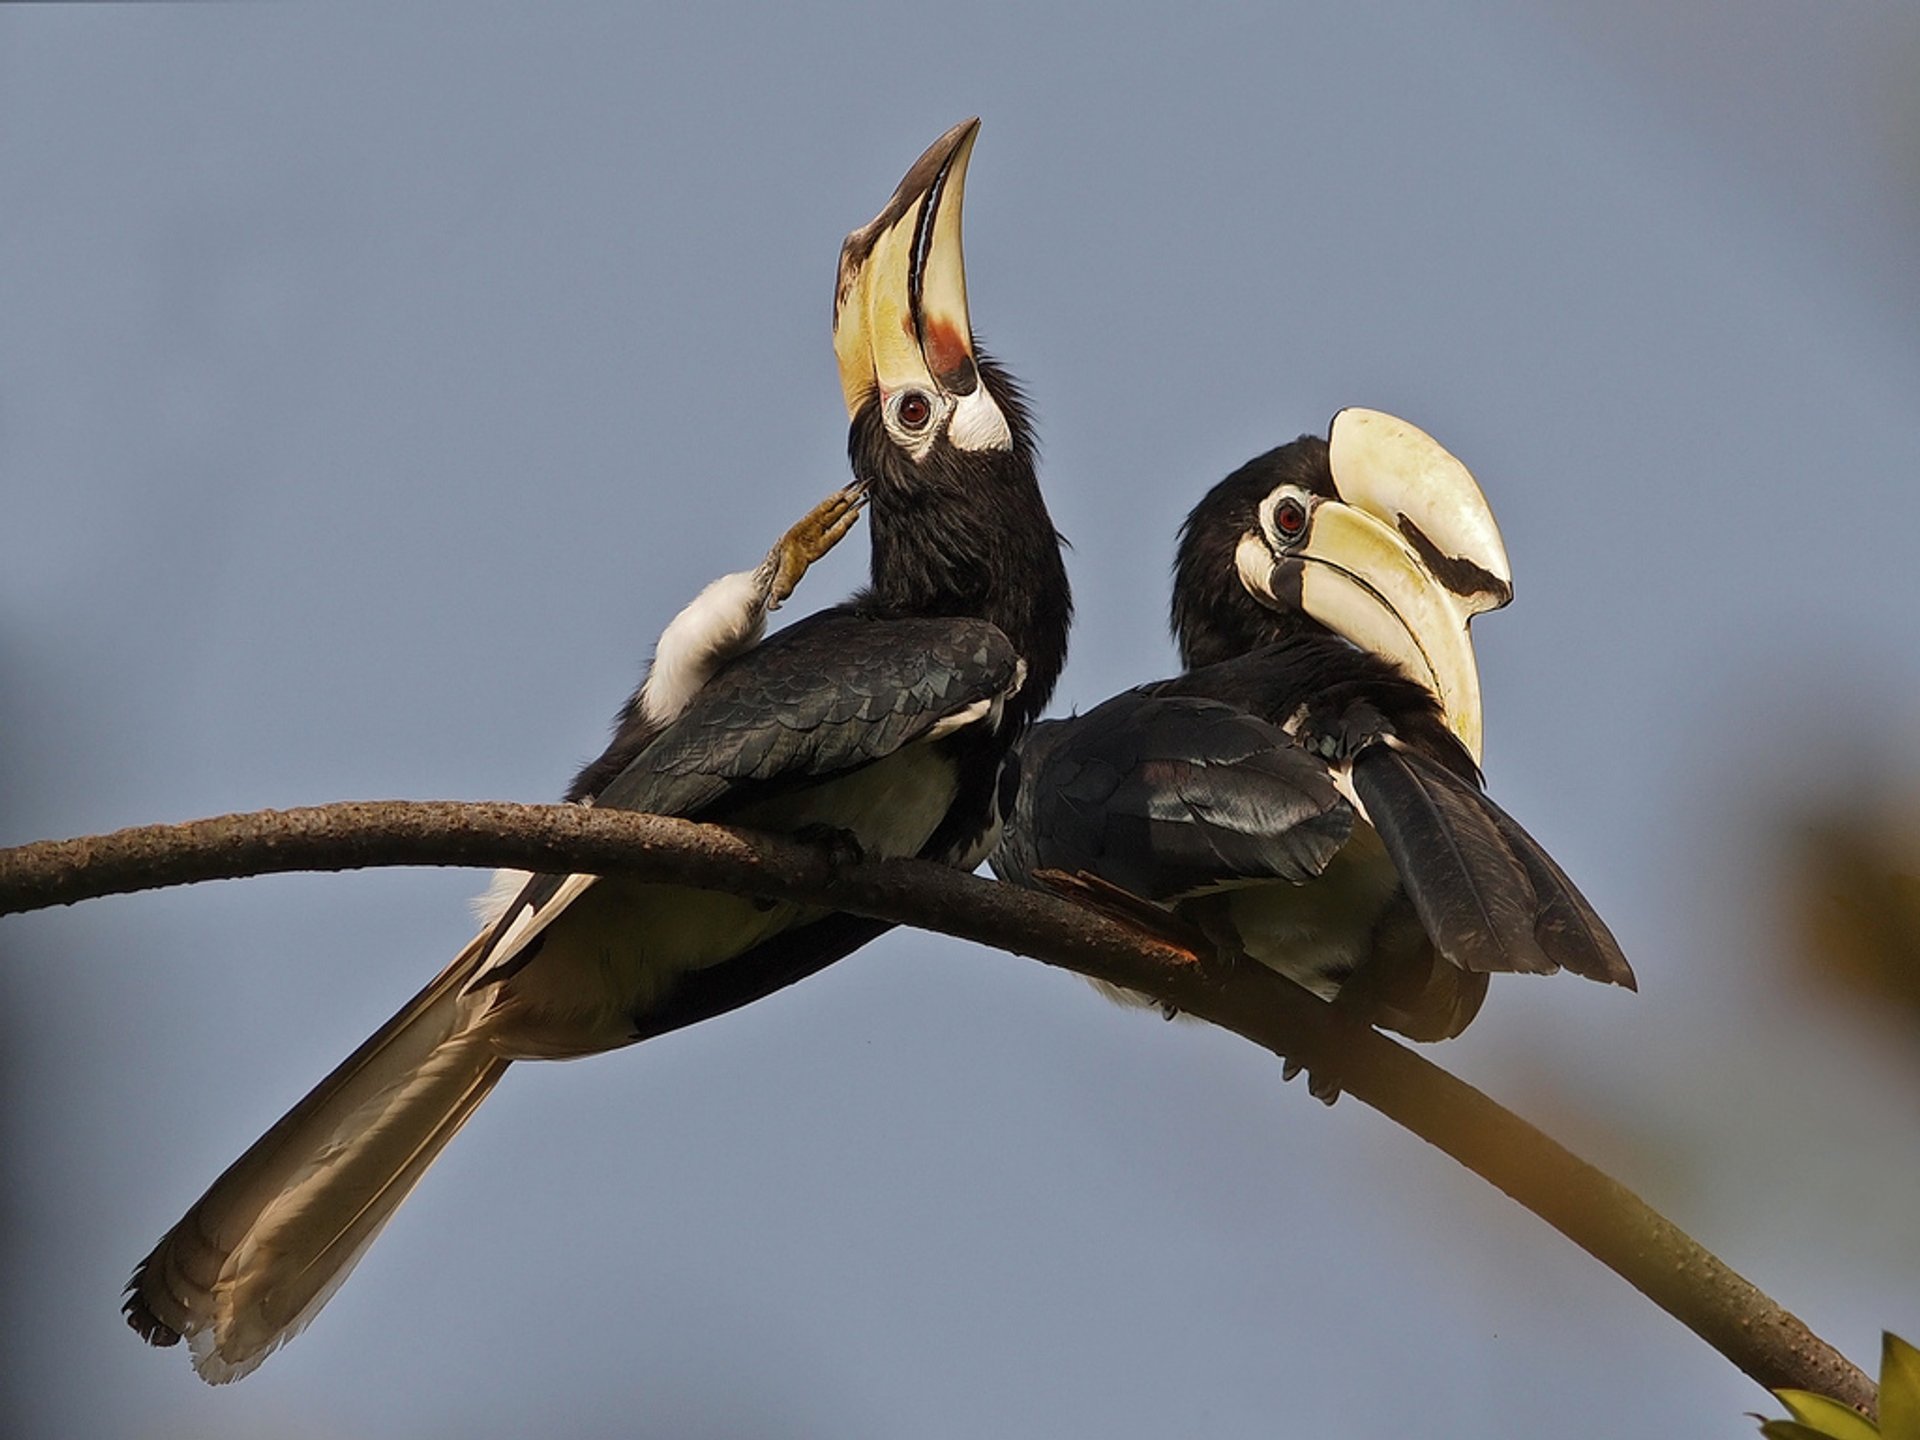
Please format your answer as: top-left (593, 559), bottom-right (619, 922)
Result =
top-left (4, 5), bottom-right (1919, 1437)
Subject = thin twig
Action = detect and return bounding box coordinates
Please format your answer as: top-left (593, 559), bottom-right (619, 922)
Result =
top-left (0, 799), bottom-right (1878, 1416)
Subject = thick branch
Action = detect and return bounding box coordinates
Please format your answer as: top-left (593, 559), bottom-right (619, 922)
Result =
top-left (0, 800), bottom-right (1877, 1414)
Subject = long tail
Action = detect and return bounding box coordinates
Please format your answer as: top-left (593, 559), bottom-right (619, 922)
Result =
top-left (124, 935), bottom-right (509, 1383)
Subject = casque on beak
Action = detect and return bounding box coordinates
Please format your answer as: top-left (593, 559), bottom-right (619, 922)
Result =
top-left (1326, 409), bottom-right (1512, 617)
top-left (1237, 410), bottom-right (1513, 764)
top-left (832, 119), bottom-right (983, 418)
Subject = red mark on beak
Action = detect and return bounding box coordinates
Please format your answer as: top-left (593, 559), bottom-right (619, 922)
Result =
top-left (922, 316), bottom-right (973, 386)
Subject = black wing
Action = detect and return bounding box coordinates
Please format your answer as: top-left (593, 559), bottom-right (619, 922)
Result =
top-left (592, 606), bottom-right (1019, 819)
top-left (1349, 740), bottom-right (1634, 986)
top-left (993, 690), bottom-right (1352, 902)
top-left (482, 607), bottom-right (1021, 963)
top-left (1476, 784), bottom-right (1637, 987)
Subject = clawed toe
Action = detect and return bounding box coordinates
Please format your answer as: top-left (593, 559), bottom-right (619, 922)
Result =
top-left (1281, 1055), bottom-right (1345, 1105)
top-left (792, 822), bottom-right (866, 868)
top-left (768, 485), bottom-right (867, 608)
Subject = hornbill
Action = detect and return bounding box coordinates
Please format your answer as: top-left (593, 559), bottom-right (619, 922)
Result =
top-left (993, 409), bottom-right (1630, 1075)
top-left (125, 119), bottom-right (1070, 1382)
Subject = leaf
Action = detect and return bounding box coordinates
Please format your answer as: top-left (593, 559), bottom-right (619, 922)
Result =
top-left (1774, 1389), bottom-right (1880, 1440)
top-left (1881, 1334), bottom-right (1920, 1440)
top-left (1761, 1421), bottom-right (1861, 1440)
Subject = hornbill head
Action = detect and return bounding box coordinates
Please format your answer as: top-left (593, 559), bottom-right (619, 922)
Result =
top-left (831, 117), bottom-right (1030, 481)
top-left (1175, 409), bottom-right (1512, 762)
top-left (828, 118), bottom-right (1069, 722)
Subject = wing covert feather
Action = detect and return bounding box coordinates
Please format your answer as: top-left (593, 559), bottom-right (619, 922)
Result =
top-left (997, 692), bottom-right (1351, 901)
top-left (596, 609), bottom-right (1020, 819)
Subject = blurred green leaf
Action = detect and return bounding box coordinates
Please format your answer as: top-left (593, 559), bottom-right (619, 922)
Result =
top-left (1775, 1389), bottom-right (1881, 1440)
top-left (1787, 812), bottom-right (1920, 1028)
top-left (1882, 1334), bottom-right (1920, 1440)
top-left (1756, 1333), bottom-right (1920, 1439)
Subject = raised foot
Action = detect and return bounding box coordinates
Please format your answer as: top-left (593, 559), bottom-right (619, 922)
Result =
top-left (765, 484), bottom-right (866, 610)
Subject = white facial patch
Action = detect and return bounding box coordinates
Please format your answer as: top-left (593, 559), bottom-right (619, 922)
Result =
top-left (946, 384), bottom-right (1012, 452)
top-left (1234, 531), bottom-right (1277, 604)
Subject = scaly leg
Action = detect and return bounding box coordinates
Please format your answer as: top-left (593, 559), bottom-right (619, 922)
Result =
top-left (760, 484), bottom-right (866, 610)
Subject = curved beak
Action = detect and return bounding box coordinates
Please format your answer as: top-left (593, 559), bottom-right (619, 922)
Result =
top-left (833, 119), bottom-right (982, 417)
top-left (1326, 408), bottom-right (1513, 617)
top-left (1235, 411), bottom-right (1513, 762)
top-left (1309, 409), bottom-right (1516, 762)
top-left (1316, 507), bottom-right (1487, 763)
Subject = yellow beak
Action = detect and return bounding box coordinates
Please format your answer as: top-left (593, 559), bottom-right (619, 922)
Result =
top-left (1326, 408), bottom-right (1513, 618)
top-left (1237, 412), bottom-right (1514, 764)
top-left (832, 119), bottom-right (983, 418)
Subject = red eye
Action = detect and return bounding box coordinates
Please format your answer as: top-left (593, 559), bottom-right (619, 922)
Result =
top-left (1273, 497), bottom-right (1308, 539)
top-left (896, 391), bottom-right (934, 431)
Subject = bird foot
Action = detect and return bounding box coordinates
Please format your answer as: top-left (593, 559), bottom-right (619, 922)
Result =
top-left (763, 484), bottom-right (866, 610)
top-left (1031, 868), bottom-right (1206, 960)
top-left (792, 822), bottom-right (866, 868)
top-left (1281, 1053), bottom-right (1346, 1106)
top-left (1282, 991), bottom-right (1384, 1105)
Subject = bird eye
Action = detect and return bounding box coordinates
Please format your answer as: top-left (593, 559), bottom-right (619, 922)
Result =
top-left (1272, 496), bottom-right (1309, 542)
top-left (895, 390), bottom-right (934, 432)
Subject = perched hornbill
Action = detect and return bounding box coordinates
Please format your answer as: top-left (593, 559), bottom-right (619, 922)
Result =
top-left (125, 119), bottom-right (1071, 1383)
top-left (994, 409), bottom-right (1630, 1070)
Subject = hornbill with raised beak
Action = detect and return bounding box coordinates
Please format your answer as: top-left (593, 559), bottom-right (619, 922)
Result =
top-left (125, 119), bottom-right (1070, 1382)
top-left (994, 409), bottom-right (1629, 1070)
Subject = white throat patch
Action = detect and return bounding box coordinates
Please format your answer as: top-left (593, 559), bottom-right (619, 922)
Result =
top-left (947, 385), bottom-right (1012, 452)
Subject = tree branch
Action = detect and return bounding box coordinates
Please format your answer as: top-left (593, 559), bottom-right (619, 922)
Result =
top-left (0, 799), bottom-right (1877, 1415)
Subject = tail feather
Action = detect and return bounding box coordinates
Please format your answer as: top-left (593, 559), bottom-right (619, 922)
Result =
top-left (125, 935), bottom-right (510, 1383)
top-left (1350, 742), bottom-right (1634, 990)
top-left (1478, 793), bottom-right (1637, 989)
top-left (1349, 744), bottom-right (1557, 976)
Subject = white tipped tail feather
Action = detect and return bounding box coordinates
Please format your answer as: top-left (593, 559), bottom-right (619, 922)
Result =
top-left (124, 488), bottom-right (880, 1380)
top-left (124, 936), bottom-right (509, 1381)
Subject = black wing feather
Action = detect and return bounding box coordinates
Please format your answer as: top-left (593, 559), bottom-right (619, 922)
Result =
top-left (594, 608), bottom-right (1019, 819)
top-left (1349, 743), bottom-right (1557, 976)
top-left (995, 692), bottom-right (1351, 902)
top-left (477, 609), bottom-right (1019, 982)
top-left (1476, 793), bottom-right (1637, 988)
top-left (628, 912), bottom-right (899, 1041)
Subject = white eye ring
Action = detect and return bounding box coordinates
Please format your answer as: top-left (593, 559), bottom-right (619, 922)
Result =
top-left (1259, 486), bottom-right (1314, 550)
top-left (893, 389), bottom-right (936, 433)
